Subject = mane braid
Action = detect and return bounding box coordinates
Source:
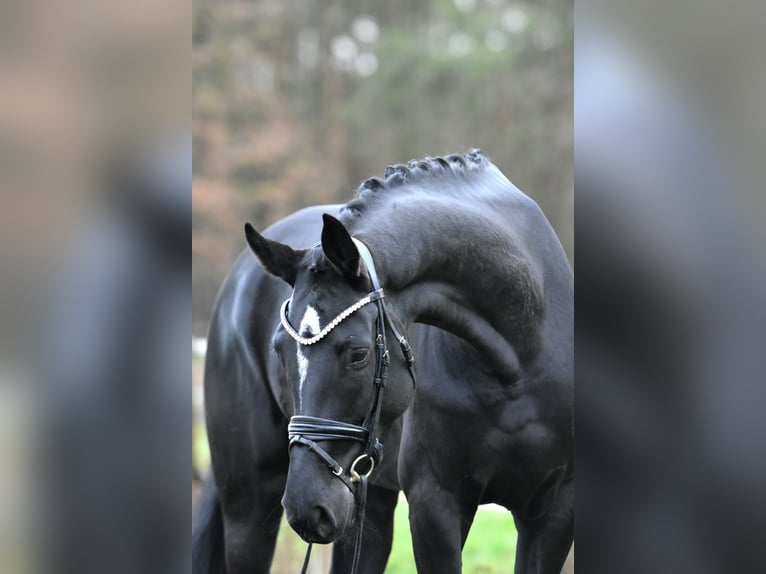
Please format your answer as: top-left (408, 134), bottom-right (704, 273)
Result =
top-left (341, 149), bottom-right (489, 220)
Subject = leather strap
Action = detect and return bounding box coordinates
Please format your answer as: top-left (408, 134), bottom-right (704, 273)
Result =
top-left (350, 475), bottom-right (368, 573)
top-left (353, 238), bottom-right (416, 383)
top-left (300, 543), bottom-right (313, 574)
top-left (289, 416), bottom-right (368, 443)
top-left (351, 238), bottom-right (382, 290)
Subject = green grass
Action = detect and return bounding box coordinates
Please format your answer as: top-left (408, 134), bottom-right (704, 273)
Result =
top-left (386, 498), bottom-right (516, 573)
top-left (268, 497), bottom-right (515, 573)
top-left (193, 421), bottom-right (211, 470)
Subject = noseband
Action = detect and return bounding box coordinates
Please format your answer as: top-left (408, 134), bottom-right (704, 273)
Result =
top-left (280, 238), bottom-right (416, 574)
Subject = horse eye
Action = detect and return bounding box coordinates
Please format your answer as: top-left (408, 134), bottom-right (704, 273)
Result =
top-left (350, 348), bottom-right (369, 364)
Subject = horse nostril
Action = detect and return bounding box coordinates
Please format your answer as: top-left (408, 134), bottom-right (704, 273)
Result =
top-left (283, 496), bottom-right (339, 543)
top-left (313, 504), bottom-right (336, 539)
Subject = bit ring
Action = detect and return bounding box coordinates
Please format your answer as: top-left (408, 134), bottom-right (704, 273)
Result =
top-left (349, 454), bottom-right (375, 483)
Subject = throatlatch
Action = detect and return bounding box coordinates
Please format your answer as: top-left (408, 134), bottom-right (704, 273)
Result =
top-left (279, 237), bottom-right (416, 574)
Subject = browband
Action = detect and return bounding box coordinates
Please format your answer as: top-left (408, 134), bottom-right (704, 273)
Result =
top-left (280, 295), bottom-right (373, 346)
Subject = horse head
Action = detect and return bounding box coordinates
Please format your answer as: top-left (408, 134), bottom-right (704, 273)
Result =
top-left (244, 214), bottom-right (415, 544)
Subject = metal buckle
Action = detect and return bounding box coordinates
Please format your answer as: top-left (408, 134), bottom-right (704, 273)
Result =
top-left (368, 288), bottom-right (384, 301)
top-left (349, 454), bottom-right (375, 483)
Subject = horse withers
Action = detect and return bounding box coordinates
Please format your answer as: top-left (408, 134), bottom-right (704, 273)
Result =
top-left (193, 150), bottom-right (573, 574)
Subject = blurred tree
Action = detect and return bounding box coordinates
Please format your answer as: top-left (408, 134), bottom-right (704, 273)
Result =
top-left (193, 0), bottom-right (572, 335)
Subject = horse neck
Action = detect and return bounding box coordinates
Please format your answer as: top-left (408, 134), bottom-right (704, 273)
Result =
top-left (352, 196), bottom-right (543, 382)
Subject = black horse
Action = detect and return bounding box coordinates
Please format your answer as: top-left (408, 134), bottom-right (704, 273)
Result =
top-left (193, 150), bottom-right (573, 574)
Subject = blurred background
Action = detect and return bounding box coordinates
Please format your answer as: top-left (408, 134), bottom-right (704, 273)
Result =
top-left (191, 0), bottom-right (573, 336)
top-left (192, 0), bottom-right (572, 571)
top-left (576, 2), bottom-right (766, 572)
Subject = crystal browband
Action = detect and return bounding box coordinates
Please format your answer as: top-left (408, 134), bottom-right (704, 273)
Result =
top-left (279, 289), bottom-right (383, 346)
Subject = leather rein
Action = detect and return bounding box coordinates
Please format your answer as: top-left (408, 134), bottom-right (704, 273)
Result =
top-left (279, 238), bottom-right (416, 574)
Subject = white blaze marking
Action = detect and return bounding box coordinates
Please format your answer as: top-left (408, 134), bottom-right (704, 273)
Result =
top-left (296, 305), bottom-right (321, 411)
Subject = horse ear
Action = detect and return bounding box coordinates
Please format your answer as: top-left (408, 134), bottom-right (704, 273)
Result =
top-left (244, 223), bottom-right (303, 286)
top-left (321, 214), bottom-right (361, 280)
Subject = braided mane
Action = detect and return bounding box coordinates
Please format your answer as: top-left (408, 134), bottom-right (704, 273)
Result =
top-left (340, 149), bottom-right (490, 220)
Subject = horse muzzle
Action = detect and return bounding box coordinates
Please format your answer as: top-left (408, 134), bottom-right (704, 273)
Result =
top-left (281, 449), bottom-right (355, 543)
top-left (283, 498), bottom-right (341, 544)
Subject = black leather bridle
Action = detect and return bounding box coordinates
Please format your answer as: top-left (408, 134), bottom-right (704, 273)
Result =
top-left (279, 238), bottom-right (416, 574)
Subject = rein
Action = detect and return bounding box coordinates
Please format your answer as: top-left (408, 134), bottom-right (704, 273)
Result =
top-left (280, 238), bottom-right (416, 574)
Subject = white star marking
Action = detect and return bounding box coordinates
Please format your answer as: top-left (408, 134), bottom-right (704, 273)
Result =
top-left (296, 305), bottom-right (320, 411)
